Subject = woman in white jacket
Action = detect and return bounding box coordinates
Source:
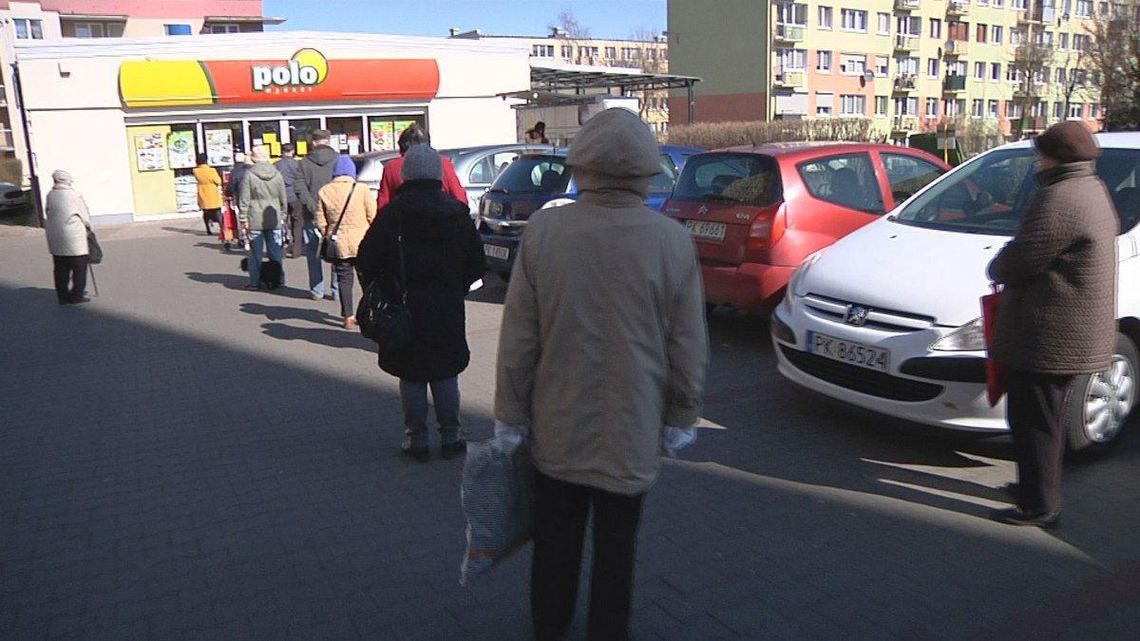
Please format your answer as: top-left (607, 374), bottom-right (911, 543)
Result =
top-left (44, 170), bottom-right (92, 304)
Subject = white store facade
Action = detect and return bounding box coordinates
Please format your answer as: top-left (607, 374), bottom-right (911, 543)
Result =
top-left (14, 31), bottom-right (529, 224)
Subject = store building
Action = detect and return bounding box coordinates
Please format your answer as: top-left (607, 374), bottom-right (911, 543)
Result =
top-left (15, 31), bottom-right (529, 224)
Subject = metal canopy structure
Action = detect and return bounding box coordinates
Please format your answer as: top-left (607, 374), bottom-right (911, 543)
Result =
top-left (500, 64), bottom-right (701, 124)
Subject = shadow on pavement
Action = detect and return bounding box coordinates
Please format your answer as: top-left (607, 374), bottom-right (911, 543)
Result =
top-left (239, 302), bottom-right (342, 328)
top-left (185, 271), bottom-right (312, 300)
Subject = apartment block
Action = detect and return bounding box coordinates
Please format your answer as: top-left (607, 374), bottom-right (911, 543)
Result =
top-left (449, 27), bottom-right (672, 135)
top-left (0, 1), bottom-right (284, 185)
top-left (668, 0), bottom-right (1105, 138)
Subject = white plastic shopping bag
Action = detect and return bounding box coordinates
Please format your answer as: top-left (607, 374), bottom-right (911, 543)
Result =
top-left (459, 425), bottom-right (533, 585)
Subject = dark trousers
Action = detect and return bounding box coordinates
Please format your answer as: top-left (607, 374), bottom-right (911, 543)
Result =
top-left (333, 258), bottom-right (356, 318)
top-left (531, 471), bottom-right (645, 641)
top-left (201, 208), bottom-right (220, 234)
top-left (286, 201), bottom-right (304, 258)
top-left (1006, 368), bottom-right (1080, 514)
top-left (52, 255), bottom-right (89, 303)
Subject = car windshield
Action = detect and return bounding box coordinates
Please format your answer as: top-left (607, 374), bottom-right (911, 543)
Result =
top-left (894, 147), bottom-right (1140, 235)
top-left (648, 153), bottom-right (681, 195)
top-left (672, 153), bottom-right (782, 206)
top-left (490, 156), bottom-right (571, 195)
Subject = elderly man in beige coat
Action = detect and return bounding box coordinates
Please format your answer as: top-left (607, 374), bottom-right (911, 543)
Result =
top-left (44, 169), bottom-right (93, 304)
top-left (495, 108), bottom-right (708, 641)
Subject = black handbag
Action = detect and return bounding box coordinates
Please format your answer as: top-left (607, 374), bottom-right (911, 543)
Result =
top-left (357, 211), bottom-right (413, 352)
top-left (320, 183), bottom-right (356, 262)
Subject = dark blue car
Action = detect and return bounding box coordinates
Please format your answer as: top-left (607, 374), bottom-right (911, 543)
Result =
top-left (477, 144), bottom-right (702, 280)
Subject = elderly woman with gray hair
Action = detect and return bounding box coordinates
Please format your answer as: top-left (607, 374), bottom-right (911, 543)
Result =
top-left (44, 170), bottom-right (93, 305)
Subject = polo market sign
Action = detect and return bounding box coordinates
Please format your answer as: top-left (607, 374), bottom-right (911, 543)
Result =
top-left (251, 49), bottom-right (328, 94)
top-left (118, 49), bottom-right (440, 108)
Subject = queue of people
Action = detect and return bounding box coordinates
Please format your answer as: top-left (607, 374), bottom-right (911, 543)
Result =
top-left (43, 113), bottom-right (1116, 641)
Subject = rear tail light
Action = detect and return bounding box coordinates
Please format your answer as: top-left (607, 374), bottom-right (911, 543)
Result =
top-left (743, 202), bottom-right (784, 263)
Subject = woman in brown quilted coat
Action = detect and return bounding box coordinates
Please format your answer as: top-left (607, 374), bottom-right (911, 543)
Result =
top-left (317, 155), bottom-right (376, 328)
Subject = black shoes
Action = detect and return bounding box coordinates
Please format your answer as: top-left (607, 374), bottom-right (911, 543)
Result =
top-left (992, 507), bottom-right (1060, 529)
top-left (69, 296), bottom-right (91, 304)
top-left (401, 445), bottom-right (430, 463)
top-left (441, 440), bottom-right (467, 460)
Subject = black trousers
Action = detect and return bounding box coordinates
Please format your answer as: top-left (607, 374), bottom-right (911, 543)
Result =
top-left (1005, 368), bottom-right (1080, 514)
top-left (201, 207), bottom-right (220, 234)
top-left (333, 258), bottom-right (356, 318)
top-left (286, 201), bottom-right (304, 258)
top-left (52, 255), bottom-right (89, 303)
top-left (531, 471), bottom-right (645, 641)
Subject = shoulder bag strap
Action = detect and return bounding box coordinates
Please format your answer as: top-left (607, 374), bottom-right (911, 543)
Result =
top-left (330, 183), bottom-right (356, 236)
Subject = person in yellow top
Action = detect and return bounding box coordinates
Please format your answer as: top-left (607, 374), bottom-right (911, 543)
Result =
top-left (192, 153), bottom-right (223, 235)
top-left (316, 155), bottom-right (377, 328)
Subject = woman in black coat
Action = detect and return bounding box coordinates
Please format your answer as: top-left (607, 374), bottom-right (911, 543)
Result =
top-left (356, 144), bottom-right (486, 462)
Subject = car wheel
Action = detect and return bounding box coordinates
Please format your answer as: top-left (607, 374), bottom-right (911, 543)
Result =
top-left (1068, 333), bottom-right (1138, 453)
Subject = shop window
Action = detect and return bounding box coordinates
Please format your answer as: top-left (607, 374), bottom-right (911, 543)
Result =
top-left (326, 117), bottom-right (365, 155)
top-left (288, 119), bottom-right (322, 155)
top-left (203, 122), bottom-right (243, 166)
top-left (248, 120), bottom-right (282, 157)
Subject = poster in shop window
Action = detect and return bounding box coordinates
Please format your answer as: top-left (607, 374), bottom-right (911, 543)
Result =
top-left (167, 130), bottom-right (197, 169)
top-left (370, 120), bottom-right (394, 152)
top-left (134, 133), bottom-right (167, 172)
top-left (205, 129), bottom-right (234, 166)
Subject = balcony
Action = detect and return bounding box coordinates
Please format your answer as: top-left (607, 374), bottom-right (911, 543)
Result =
top-left (946, 0), bottom-right (970, 17)
top-left (943, 39), bottom-right (969, 57)
top-left (892, 115), bottom-right (920, 134)
top-left (942, 74), bottom-right (967, 93)
top-left (775, 23), bottom-right (806, 43)
top-left (893, 74), bottom-right (918, 93)
top-left (773, 70), bottom-right (807, 89)
top-left (894, 0), bottom-right (921, 11)
top-left (894, 34), bottom-right (920, 51)
top-left (1021, 115), bottom-right (1050, 131)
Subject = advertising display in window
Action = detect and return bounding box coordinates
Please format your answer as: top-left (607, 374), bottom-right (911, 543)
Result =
top-left (166, 130), bottom-right (196, 169)
top-left (134, 133), bottom-right (167, 172)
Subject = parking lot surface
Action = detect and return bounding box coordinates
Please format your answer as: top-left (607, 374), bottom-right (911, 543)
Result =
top-left (1, 219), bottom-right (1138, 640)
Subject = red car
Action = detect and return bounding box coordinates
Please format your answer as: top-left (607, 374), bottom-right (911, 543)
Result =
top-left (662, 142), bottom-right (949, 314)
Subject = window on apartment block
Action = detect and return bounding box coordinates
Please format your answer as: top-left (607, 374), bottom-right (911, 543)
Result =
top-left (1075, 69), bottom-right (1088, 85)
top-left (875, 56), bottom-right (889, 77)
top-left (841, 94), bottom-right (866, 116)
top-left (1035, 67), bottom-right (1049, 84)
top-left (994, 0), bottom-right (1004, 6)
top-left (1007, 102), bottom-right (1023, 118)
top-left (1056, 67), bottom-right (1067, 84)
top-left (841, 9), bottom-right (868, 31)
top-left (988, 99), bottom-right (1000, 117)
top-left (1069, 103), bottom-right (1085, 118)
top-left (978, 0), bottom-right (989, 5)
top-left (877, 12), bottom-right (890, 35)
top-left (976, 24), bottom-right (987, 43)
top-left (925, 98), bottom-right (938, 118)
top-left (817, 50), bottom-right (833, 72)
top-left (992, 25), bottom-right (1003, 44)
top-left (206, 24), bottom-right (241, 33)
top-left (13, 18), bottom-right (44, 39)
top-left (1035, 31), bottom-right (1053, 47)
top-left (778, 2), bottom-right (808, 24)
top-left (840, 53), bottom-right (867, 75)
top-left (1032, 101), bottom-right (1048, 118)
top-left (780, 48), bottom-right (808, 70)
top-left (561, 45), bottom-right (573, 58)
top-left (897, 16), bottom-right (920, 36)
top-left (1011, 0), bottom-right (1027, 9)
top-left (946, 99), bottom-right (966, 117)
top-left (875, 95), bottom-right (888, 116)
top-left (1091, 103), bottom-right (1100, 118)
top-left (948, 60), bottom-right (966, 76)
top-left (165, 24), bottom-right (192, 35)
top-left (974, 61), bottom-right (986, 79)
top-left (1058, 33), bottom-right (1068, 50)
top-left (1011, 28), bottom-right (1023, 46)
top-left (972, 99), bottom-right (984, 117)
top-left (991, 62), bottom-right (1002, 80)
top-left (816, 92), bottom-right (834, 116)
top-left (948, 21), bottom-right (969, 42)
top-left (927, 58), bottom-right (940, 78)
top-left (1053, 101), bottom-right (1065, 118)
top-left (897, 56), bottom-right (919, 76)
top-left (818, 6), bottom-right (833, 29)
top-left (893, 96), bottom-right (919, 115)
top-left (605, 46), bottom-right (616, 59)
top-left (930, 18), bottom-right (942, 39)
top-left (1073, 34), bottom-right (1090, 51)
top-left (74, 22), bottom-right (107, 37)
top-left (1075, 0), bottom-right (1092, 16)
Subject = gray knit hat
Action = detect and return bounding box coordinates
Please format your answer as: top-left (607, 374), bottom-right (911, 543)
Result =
top-left (566, 108), bottom-right (661, 178)
top-left (52, 169), bottom-right (73, 185)
top-left (401, 144), bottom-right (443, 181)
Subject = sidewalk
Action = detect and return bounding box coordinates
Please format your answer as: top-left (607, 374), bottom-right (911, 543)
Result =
top-left (1, 219), bottom-right (1137, 640)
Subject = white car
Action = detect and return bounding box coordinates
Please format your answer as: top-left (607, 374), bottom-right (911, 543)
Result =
top-left (771, 132), bottom-right (1140, 451)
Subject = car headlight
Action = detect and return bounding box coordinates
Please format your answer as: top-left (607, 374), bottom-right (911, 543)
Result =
top-left (929, 317), bottom-right (985, 352)
top-left (539, 197), bottom-right (576, 210)
top-left (783, 250), bottom-right (825, 314)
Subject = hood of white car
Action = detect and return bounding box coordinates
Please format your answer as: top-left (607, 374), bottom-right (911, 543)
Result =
top-left (800, 218), bottom-right (1005, 327)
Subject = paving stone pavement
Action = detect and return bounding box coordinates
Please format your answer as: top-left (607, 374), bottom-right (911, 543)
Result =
top-left (1, 218), bottom-right (1138, 641)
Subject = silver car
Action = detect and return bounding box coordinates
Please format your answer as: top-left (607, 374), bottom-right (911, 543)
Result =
top-left (441, 143), bottom-right (558, 216)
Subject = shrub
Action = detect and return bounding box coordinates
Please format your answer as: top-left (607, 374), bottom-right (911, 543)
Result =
top-left (667, 118), bottom-right (887, 149)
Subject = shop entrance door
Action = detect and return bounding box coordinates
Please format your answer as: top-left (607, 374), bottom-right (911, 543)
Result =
top-left (326, 116), bottom-right (364, 156)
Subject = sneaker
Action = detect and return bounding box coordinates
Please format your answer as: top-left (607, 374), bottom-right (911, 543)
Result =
top-left (401, 445), bottom-right (430, 463)
top-left (343, 316), bottom-right (357, 330)
top-left (440, 440), bottom-right (467, 460)
top-left (243, 284), bottom-right (260, 291)
top-left (992, 507), bottom-right (1060, 529)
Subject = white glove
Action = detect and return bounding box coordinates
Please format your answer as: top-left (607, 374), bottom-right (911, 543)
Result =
top-left (494, 420), bottom-right (529, 447)
top-left (663, 425), bottom-right (698, 458)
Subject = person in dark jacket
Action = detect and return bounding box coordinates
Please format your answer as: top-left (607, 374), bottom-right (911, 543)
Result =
top-left (356, 144), bottom-right (486, 462)
top-left (224, 152), bottom-right (251, 200)
top-left (297, 130), bottom-right (339, 299)
top-left (987, 121), bottom-right (1118, 528)
top-left (275, 143), bottom-right (303, 258)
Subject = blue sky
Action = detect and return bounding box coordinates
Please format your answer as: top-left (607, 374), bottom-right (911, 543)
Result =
top-left (263, 0), bottom-right (666, 40)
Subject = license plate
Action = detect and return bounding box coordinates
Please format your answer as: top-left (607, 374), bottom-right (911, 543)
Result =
top-left (685, 220), bottom-right (726, 241)
top-left (483, 244), bottom-right (510, 260)
top-left (807, 331), bottom-right (890, 373)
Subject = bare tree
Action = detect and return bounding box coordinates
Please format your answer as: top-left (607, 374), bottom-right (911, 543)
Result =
top-left (550, 10), bottom-right (590, 39)
top-left (629, 25), bottom-right (668, 123)
top-left (1009, 27), bottom-right (1054, 138)
top-left (1084, 1), bottom-right (1140, 130)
